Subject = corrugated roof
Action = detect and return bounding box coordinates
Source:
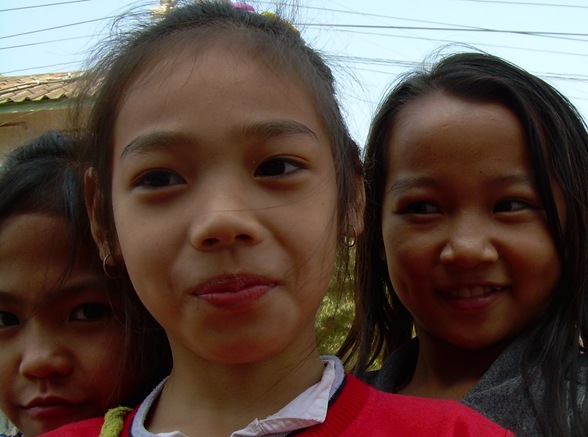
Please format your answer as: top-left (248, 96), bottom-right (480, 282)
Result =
top-left (0, 73), bottom-right (80, 104)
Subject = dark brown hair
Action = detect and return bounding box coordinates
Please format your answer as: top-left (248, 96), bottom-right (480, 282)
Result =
top-left (340, 51), bottom-right (588, 436)
top-left (0, 130), bottom-right (171, 407)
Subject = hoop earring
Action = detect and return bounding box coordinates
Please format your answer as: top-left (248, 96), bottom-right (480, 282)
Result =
top-left (346, 225), bottom-right (357, 248)
top-left (102, 253), bottom-right (120, 279)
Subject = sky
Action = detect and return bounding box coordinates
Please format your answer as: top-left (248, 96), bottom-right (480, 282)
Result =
top-left (1, 0), bottom-right (587, 144)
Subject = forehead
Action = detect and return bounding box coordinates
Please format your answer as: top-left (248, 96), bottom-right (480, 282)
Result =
top-left (114, 41), bottom-right (324, 151)
top-left (391, 93), bottom-right (525, 157)
top-left (128, 31), bottom-right (303, 97)
top-left (0, 213), bottom-right (101, 298)
top-left (396, 92), bottom-right (521, 135)
top-left (0, 213), bottom-right (69, 261)
top-left (384, 93), bottom-right (532, 184)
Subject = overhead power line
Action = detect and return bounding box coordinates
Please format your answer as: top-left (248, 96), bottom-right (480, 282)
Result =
top-left (2, 0), bottom-right (587, 105)
top-left (0, 34), bottom-right (104, 51)
top-left (0, 0), bottom-right (91, 13)
top-left (456, 0), bottom-right (588, 8)
top-left (0, 16), bottom-right (117, 40)
top-left (299, 23), bottom-right (588, 39)
top-left (2, 61), bottom-right (81, 75)
top-left (297, 5), bottom-right (485, 30)
top-left (325, 28), bottom-right (588, 58)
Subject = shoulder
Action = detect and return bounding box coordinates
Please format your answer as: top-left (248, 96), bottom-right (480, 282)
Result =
top-left (344, 375), bottom-right (514, 436)
top-left (37, 406), bottom-right (138, 437)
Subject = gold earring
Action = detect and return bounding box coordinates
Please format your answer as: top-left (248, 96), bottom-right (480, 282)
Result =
top-left (346, 225), bottom-right (357, 248)
top-left (102, 253), bottom-right (119, 279)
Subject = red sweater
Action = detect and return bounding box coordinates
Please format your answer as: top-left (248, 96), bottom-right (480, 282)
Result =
top-left (40, 374), bottom-right (514, 436)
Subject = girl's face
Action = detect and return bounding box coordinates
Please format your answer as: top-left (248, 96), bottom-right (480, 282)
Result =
top-left (381, 92), bottom-right (563, 351)
top-left (104, 43), bottom-right (338, 365)
top-left (0, 214), bottom-right (134, 436)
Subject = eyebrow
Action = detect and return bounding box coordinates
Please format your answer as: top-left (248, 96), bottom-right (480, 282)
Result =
top-left (119, 120), bottom-right (318, 160)
top-left (388, 176), bottom-right (436, 195)
top-left (120, 131), bottom-right (191, 159)
top-left (241, 120), bottom-right (318, 142)
top-left (0, 277), bottom-right (109, 307)
top-left (389, 174), bottom-right (534, 194)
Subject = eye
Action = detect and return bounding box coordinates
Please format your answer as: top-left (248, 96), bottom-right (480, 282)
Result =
top-left (400, 201), bottom-right (440, 215)
top-left (0, 311), bottom-right (20, 328)
top-left (255, 158), bottom-right (303, 178)
top-left (70, 303), bottom-right (113, 322)
top-left (494, 199), bottom-right (534, 213)
top-left (133, 170), bottom-right (184, 188)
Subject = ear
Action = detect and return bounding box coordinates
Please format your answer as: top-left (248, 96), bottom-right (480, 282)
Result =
top-left (85, 168), bottom-right (112, 264)
top-left (347, 174), bottom-right (366, 237)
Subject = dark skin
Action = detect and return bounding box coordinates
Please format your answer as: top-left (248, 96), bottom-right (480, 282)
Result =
top-left (399, 334), bottom-right (513, 399)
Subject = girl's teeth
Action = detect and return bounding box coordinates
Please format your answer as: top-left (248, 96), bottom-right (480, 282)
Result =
top-left (450, 286), bottom-right (502, 298)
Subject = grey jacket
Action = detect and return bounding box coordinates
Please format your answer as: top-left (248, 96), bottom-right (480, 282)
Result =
top-left (366, 334), bottom-right (587, 436)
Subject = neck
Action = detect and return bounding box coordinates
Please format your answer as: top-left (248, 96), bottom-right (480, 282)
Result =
top-left (400, 332), bottom-right (511, 400)
top-left (146, 340), bottom-right (325, 437)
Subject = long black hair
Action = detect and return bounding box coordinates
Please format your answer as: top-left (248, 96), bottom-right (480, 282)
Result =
top-left (0, 130), bottom-right (171, 407)
top-left (340, 52), bottom-right (588, 436)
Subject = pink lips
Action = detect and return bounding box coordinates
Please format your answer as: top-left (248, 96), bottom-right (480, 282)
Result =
top-left (192, 274), bottom-right (276, 308)
top-left (24, 397), bottom-right (87, 420)
top-left (438, 284), bottom-right (508, 311)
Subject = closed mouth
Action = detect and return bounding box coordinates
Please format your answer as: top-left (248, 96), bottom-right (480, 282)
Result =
top-left (24, 397), bottom-right (83, 410)
top-left (192, 273), bottom-right (277, 296)
top-left (190, 273), bottom-right (278, 308)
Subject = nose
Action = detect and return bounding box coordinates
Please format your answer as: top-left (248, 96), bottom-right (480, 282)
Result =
top-left (189, 193), bottom-right (264, 251)
top-left (439, 214), bottom-right (498, 268)
top-left (19, 326), bottom-right (74, 379)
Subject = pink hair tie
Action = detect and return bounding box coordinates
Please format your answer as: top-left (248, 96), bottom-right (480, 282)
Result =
top-left (232, 2), bottom-right (255, 12)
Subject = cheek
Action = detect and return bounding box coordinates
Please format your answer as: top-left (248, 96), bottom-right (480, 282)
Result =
top-left (516, 236), bottom-right (560, 301)
top-left (282, 183), bottom-right (338, 266)
top-left (82, 328), bottom-right (135, 400)
top-left (287, 220), bottom-right (338, 305)
top-left (381, 227), bottom-right (438, 315)
top-left (0, 352), bottom-right (15, 406)
top-left (383, 225), bottom-right (431, 279)
top-left (113, 203), bottom-right (171, 283)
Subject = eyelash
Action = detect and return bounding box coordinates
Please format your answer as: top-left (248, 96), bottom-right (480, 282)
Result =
top-left (398, 201), bottom-right (440, 215)
top-left (254, 157), bottom-right (304, 178)
top-left (70, 303), bottom-right (114, 322)
top-left (132, 156), bottom-right (305, 189)
top-left (0, 312), bottom-right (19, 329)
top-left (398, 198), bottom-right (536, 216)
top-left (493, 199), bottom-right (534, 213)
top-left (0, 303), bottom-right (114, 330)
top-left (133, 169), bottom-right (184, 189)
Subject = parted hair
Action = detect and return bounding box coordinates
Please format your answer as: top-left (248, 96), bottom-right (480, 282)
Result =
top-left (71, 0), bottom-right (363, 287)
top-left (340, 52), bottom-right (588, 437)
top-left (0, 130), bottom-right (171, 407)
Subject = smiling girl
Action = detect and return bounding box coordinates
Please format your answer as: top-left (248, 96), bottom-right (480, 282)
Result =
top-left (342, 52), bottom-right (588, 436)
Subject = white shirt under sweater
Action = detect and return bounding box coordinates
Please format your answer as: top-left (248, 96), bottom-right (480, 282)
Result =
top-left (130, 357), bottom-right (344, 437)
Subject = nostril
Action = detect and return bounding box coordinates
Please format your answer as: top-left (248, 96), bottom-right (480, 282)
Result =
top-left (202, 237), bottom-right (220, 248)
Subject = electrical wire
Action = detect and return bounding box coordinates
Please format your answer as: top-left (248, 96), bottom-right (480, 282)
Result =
top-left (0, 0), bottom-right (586, 110)
top-left (0, 0), bottom-right (91, 13)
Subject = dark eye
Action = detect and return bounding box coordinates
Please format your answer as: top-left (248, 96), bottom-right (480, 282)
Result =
top-left (401, 201), bottom-right (440, 215)
top-left (255, 158), bottom-right (302, 177)
top-left (71, 303), bottom-right (113, 322)
top-left (135, 170), bottom-right (184, 188)
top-left (494, 200), bottom-right (532, 213)
top-left (0, 312), bottom-right (19, 328)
